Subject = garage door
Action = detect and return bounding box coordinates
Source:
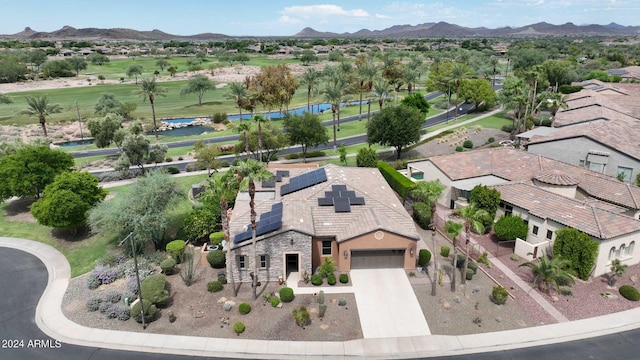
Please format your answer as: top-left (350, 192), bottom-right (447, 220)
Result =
top-left (350, 249), bottom-right (405, 269)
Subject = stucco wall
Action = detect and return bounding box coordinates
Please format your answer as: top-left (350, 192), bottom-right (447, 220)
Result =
top-left (311, 237), bottom-right (338, 272)
top-left (230, 231), bottom-right (312, 283)
top-left (528, 137), bottom-right (640, 182)
top-left (337, 231), bottom-right (418, 271)
top-left (594, 233), bottom-right (640, 277)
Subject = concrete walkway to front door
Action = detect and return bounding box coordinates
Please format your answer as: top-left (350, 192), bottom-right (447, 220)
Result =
top-left (350, 269), bottom-right (431, 338)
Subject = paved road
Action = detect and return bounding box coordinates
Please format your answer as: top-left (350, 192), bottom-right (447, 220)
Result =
top-left (3, 245), bottom-right (640, 359)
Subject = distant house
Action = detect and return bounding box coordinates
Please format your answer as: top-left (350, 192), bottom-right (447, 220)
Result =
top-left (227, 164), bottom-right (420, 284)
top-left (608, 66), bottom-right (640, 82)
top-left (408, 148), bottom-right (640, 277)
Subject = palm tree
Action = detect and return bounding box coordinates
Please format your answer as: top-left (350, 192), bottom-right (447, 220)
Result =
top-left (236, 121), bottom-right (252, 154)
top-left (410, 180), bottom-right (446, 296)
top-left (21, 95), bottom-right (62, 137)
top-left (519, 255), bottom-right (576, 294)
top-left (455, 204), bottom-right (489, 284)
top-left (357, 63), bottom-right (379, 118)
top-left (323, 77), bottom-right (348, 152)
top-left (373, 79), bottom-right (390, 112)
top-left (301, 68), bottom-right (323, 112)
top-left (233, 159), bottom-right (273, 300)
top-left (253, 115), bottom-right (267, 161)
top-left (137, 78), bottom-right (167, 141)
top-left (403, 67), bottom-right (419, 96)
top-left (227, 82), bottom-right (248, 121)
top-left (444, 220), bottom-right (463, 292)
top-left (447, 62), bottom-right (471, 120)
top-left (544, 92), bottom-right (568, 117)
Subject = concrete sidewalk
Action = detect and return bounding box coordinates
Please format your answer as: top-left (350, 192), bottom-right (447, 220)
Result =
top-left (5, 236), bottom-right (640, 359)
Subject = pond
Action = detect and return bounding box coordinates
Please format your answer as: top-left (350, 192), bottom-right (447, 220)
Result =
top-left (56, 139), bottom-right (95, 147)
top-left (228, 101), bottom-right (367, 120)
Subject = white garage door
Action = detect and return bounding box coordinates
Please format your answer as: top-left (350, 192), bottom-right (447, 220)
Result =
top-left (350, 249), bottom-right (405, 269)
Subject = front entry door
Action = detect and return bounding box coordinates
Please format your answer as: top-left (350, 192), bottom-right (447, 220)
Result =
top-left (285, 253), bottom-right (299, 276)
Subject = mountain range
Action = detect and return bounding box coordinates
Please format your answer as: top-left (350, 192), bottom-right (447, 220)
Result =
top-left (1, 21), bottom-right (638, 41)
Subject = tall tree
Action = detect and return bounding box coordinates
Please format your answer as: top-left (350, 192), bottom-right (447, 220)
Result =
top-left (237, 122), bottom-right (287, 163)
top-left (65, 57), bottom-right (87, 76)
top-left (126, 64), bottom-right (143, 84)
top-left (301, 68), bottom-right (323, 112)
top-left (226, 82), bottom-right (248, 121)
top-left (410, 180), bottom-right (446, 296)
top-left (283, 112), bottom-right (329, 162)
top-left (367, 105), bottom-right (423, 160)
top-left (20, 95), bottom-right (62, 137)
top-left (232, 159), bottom-right (273, 300)
top-left (356, 62), bottom-right (378, 117)
top-left (373, 79), bottom-right (390, 111)
top-left (443, 220), bottom-right (463, 292)
top-left (460, 78), bottom-right (497, 111)
top-left (236, 121), bottom-right (252, 154)
top-left (254, 115), bottom-right (266, 161)
top-left (447, 62), bottom-right (472, 120)
top-left (249, 64), bottom-right (297, 117)
top-left (137, 77), bottom-right (167, 141)
top-left (156, 59), bottom-right (170, 71)
top-left (86, 113), bottom-right (123, 148)
top-left (455, 203), bottom-right (488, 285)
top-left (322, 76), bottom-right (348, 152)
top-left (180, 75), bottom-right (215, 106)
top-left (403, 67), bottom-right (419, 95)
top-left (194, 144), bottom-right (221, 176)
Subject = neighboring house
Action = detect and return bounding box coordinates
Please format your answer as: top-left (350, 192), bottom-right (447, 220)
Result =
top-left (228, 164), bottom-right (420, 284)
top-left (408, 148), bottom-right (640, 277)
top-left (608, 66), bottom-right (640, 82)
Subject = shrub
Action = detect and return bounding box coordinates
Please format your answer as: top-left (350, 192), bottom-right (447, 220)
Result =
top-left (86, 273), bottom-right (101, 290)
top-left (130, 299), bottom-right (158, 323)
top-left (338, 297), bottom-right (347, 306)
top-left (412, 202), bottom-right (431, 229)
top-left (619, 285), bottom-right (640, 301)
top-left (440, 246), bottom-right (450, 257)
top-left (178, 156), bottom-right (184, 161)
top-left (318, 258), bottom-right (335, 278)
top-left (105, 291), bottom-right (122, 303)
top-left (165, 240), bottom-right (186, 263)
top-left (209, 232), bottom-right (225, 246)
top-left (284, 153), bottom-right (300, 160)
top-left (356, 147), bottom-right (378, 167)
top-left (160, 258), bottom-right (176, 275)
top-left (279, 287), bottom-right (295, 302)
top-left (218, 274), bottom-right (227, 284)
top-left (223, 302), bottom-right (233, 311)
top-left (104, 304), bottom-right (119, 319)
top-left (166, 166), bottom-right (180, 174)
top-left (501, 124), bottom-right (514, 133)
top-left (553, 228), bottom-right (599, 281)
top-left (494, 215), bottom-right (528, 241)
top-left (558, 84), bottom-right (582, 94)
top-left (86, 297), bottom-right (103, 312)
top-left (238, 302), bottom-right (251, 315)
top-left (182, 208), bottom-right (218, 243)
top-left (455, 146), bottom-right (464, 152)
top-left (292, 306), bottom-right (310, 327)
top-left (418, 249), bottom-right (431, 266)
top-left (206, 250), bottom-right (226, 268)
top-left (117, 306), bottom-right (131, 321)
top-left (462, 140), bottom-right (473, 149)
top-left (467, 261), bottom-right (478, 274)
top-left (310, 274), bottom-right (323, 286)
top-left (270, 297), bottom-right (281, 307)
top-left (98, 252), bottom-right (127, 267)
top-left (99, 301), bottom-right (112, 314)
top-left (306, 150), bottom-right (326, 158)
top-left (140, 274), bottom-right (169, 306)
top-left (466, 268), bottom-right (474, 280)
top-left (145, 251), bottom-right (167, 266)
top-left (207, 280), bottom-right (224, 293)
top-left (165, 157), bottom-right (173, 162)
top-left (233, 322), bottom-right (245, 334)
top-left (92, 264), bottom-right (118, 285)
top-left (212, 113), bottom-right (227, 124)
top-left (377, 161), bottom-right (415, 199)
top-left (454, 254), bottom-right (466, 269)
top-left (491, 286), bottom-right (508, 305)
top-left (487, 137), bottom-right (495, 144)
top-left (327, 274), bottom-right (337, 285)
top-left (339, 273), bottom-right (349, 284)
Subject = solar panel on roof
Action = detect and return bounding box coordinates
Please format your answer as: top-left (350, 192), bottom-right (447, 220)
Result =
top-left (233, 202), bottom-right (283, 243)
top-left (280, 168), bottom-right (327, 195)
top-left (262, 179), bottom-right (275, 188)
top-left (332, 184), bottom-right (347, 192)
top-left (334, 197), bottom-right (351, 212)
top-left (318, 197), bottom-right (334, 206)
top-left (350, 197), bottom-right (365, 205)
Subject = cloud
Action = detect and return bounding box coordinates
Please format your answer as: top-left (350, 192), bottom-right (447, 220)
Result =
top-left (281, 4), bottom-right (369, 19)
top-left (278, 15), bottom-right (301, 25)
top-left (375, 13), bottom-right (391, 19)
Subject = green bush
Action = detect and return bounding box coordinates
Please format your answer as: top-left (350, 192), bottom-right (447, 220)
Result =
top-left (311, 274), bottom-right (323, 286)
top-left (501, 125), bottom-right (514, 133)
top-left (454, 254), bottom-right (466, 268)
top-left (206, 250), bottom-right (226, 268)
top-left (494, 215), bottom-right (528, 241)
top-left (130, 298), bottom-right (158, 323)
top-left (455, 146), bottom-right (464, 152)
top-left (356, 148), bottom-right (378, 167)
top-left (140, 274), bottom-right (169, 306)
top-left (238, 302), bottom-right (251, 315)
top-left (166, 166), bottom-right (180, 174)
top-left (292, 306), bottom-right (310, 327)
top-left (279, 287), bottom-right (295, 302)
top-left (619, 285), bottom-right (640, 301)
top-left (284, 153), bottom-right (300, 160)
top-left (327, 274), bottom-right (337, 285)
top-left (418, 249), bottom-right (431, 266)
top-left (553, 228), bottom-right (599, 281)
top-left (270, 297), bottom-right (280, 307)
top-left (462, 140), bottom-right (473, 149)
top-left (207, 280), bottom-right (223, 293)
top-left (160, 258), bottom-right (176, 275)
top-left (306, 150), bottom-right (326, 158)
top-left (166, 240), bottom-right (186, 263)
top-left (491, 286), bottom-right (508, 305)
top-left (209, 232), bottom-right (224, 246)
top-left (339, 273), bottom-right (349, 284)
top-left (487, 137), bottom-right (495, 144)
top-left (412, 202), bottom-right (431, 229)
top-left (218, 274), bottom-right (227, 284)
top-left (318, 258), bottom-right (335, 277)
top-left (440, 246), bottom-right (450, 257)
top-left (212, 113), bottom-right (227, 123)
top-left (466, 268), bottom-right (474, 280)
top-left (165, 157), bottom-right (173, 162)
top-left (233, 321), bottom-right (245, 334)
top-left (467, 261), bottom-right (478, 274)
top-left (377, 161), bottom-right (415, 199)
top-left (558, 84), bottom-right (583, 94)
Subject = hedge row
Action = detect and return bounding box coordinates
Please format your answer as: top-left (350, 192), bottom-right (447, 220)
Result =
top-left (377, 161), bottom-right (415, 199)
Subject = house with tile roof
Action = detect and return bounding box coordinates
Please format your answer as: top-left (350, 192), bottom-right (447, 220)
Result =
top-left (407, 148), bottom-right (640, 277)
top-left (227, 164), bottom-right (420, 284)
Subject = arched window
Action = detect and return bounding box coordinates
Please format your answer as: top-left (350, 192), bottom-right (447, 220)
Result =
top-left (615, 245), bottom-right (622, 259)
top-left (620, 244), bottom-right (626, 257)
top-left (627, 241), bottom-right (635, 256)
top-left (609, 247), bottom-right (616, 260)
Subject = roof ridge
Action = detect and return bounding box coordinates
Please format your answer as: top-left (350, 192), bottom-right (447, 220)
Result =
top-left (590, 205), bottom-right (605, 238)
top-left (626, 183), bottom-right (640, 208)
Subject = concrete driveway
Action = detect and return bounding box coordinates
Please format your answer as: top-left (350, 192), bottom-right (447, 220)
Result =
top-left (350, 268), bottom-right (430, 338)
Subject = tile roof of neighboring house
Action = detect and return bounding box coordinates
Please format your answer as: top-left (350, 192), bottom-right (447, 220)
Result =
top-left (553, 91), bottom-right (636, 127)
top-left (528, 116), bottom-right (640, 161)
top-left (493, 182), bottom-right (640, 240)
top-left (229, 164), bottom-right (419, 247)
top-left (427, 147), bottom-right (640, 210)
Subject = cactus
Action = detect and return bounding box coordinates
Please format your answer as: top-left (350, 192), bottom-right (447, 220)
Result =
top-left (317, 290), bottom-right (325, 305)
top-left (318, 303), bottom-right (327, 318)
top-left (338, 297), bottom-right (347, 306)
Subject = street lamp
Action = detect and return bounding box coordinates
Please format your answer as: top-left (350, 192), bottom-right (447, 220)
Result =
top-left (119, 232), bottom-right (146, 330)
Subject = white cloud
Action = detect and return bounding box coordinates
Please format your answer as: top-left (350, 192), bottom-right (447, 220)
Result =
top-left (278, 15), bottom-right (301, 25)
top-left (375, 13), bottom-right (391, 19)
top-left (281, 4), bottom-right (369, 19)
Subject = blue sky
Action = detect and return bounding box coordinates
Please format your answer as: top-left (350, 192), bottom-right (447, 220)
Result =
top-left (2, 1), bottom-right (637, 36)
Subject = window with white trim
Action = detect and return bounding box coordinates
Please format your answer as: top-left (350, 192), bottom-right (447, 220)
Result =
top-left (259, 255), bottom-right (268, 269)
top-left (609, 247), bottom-right (616, 260)
top-left (546, 230), bottom-right (553, 240)
top-left (237, 255), bottom-right (246, 270)
top-left (617, 166), bottom-right (633, 182)
top-left (532, 225), bottom-right (539, 236)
